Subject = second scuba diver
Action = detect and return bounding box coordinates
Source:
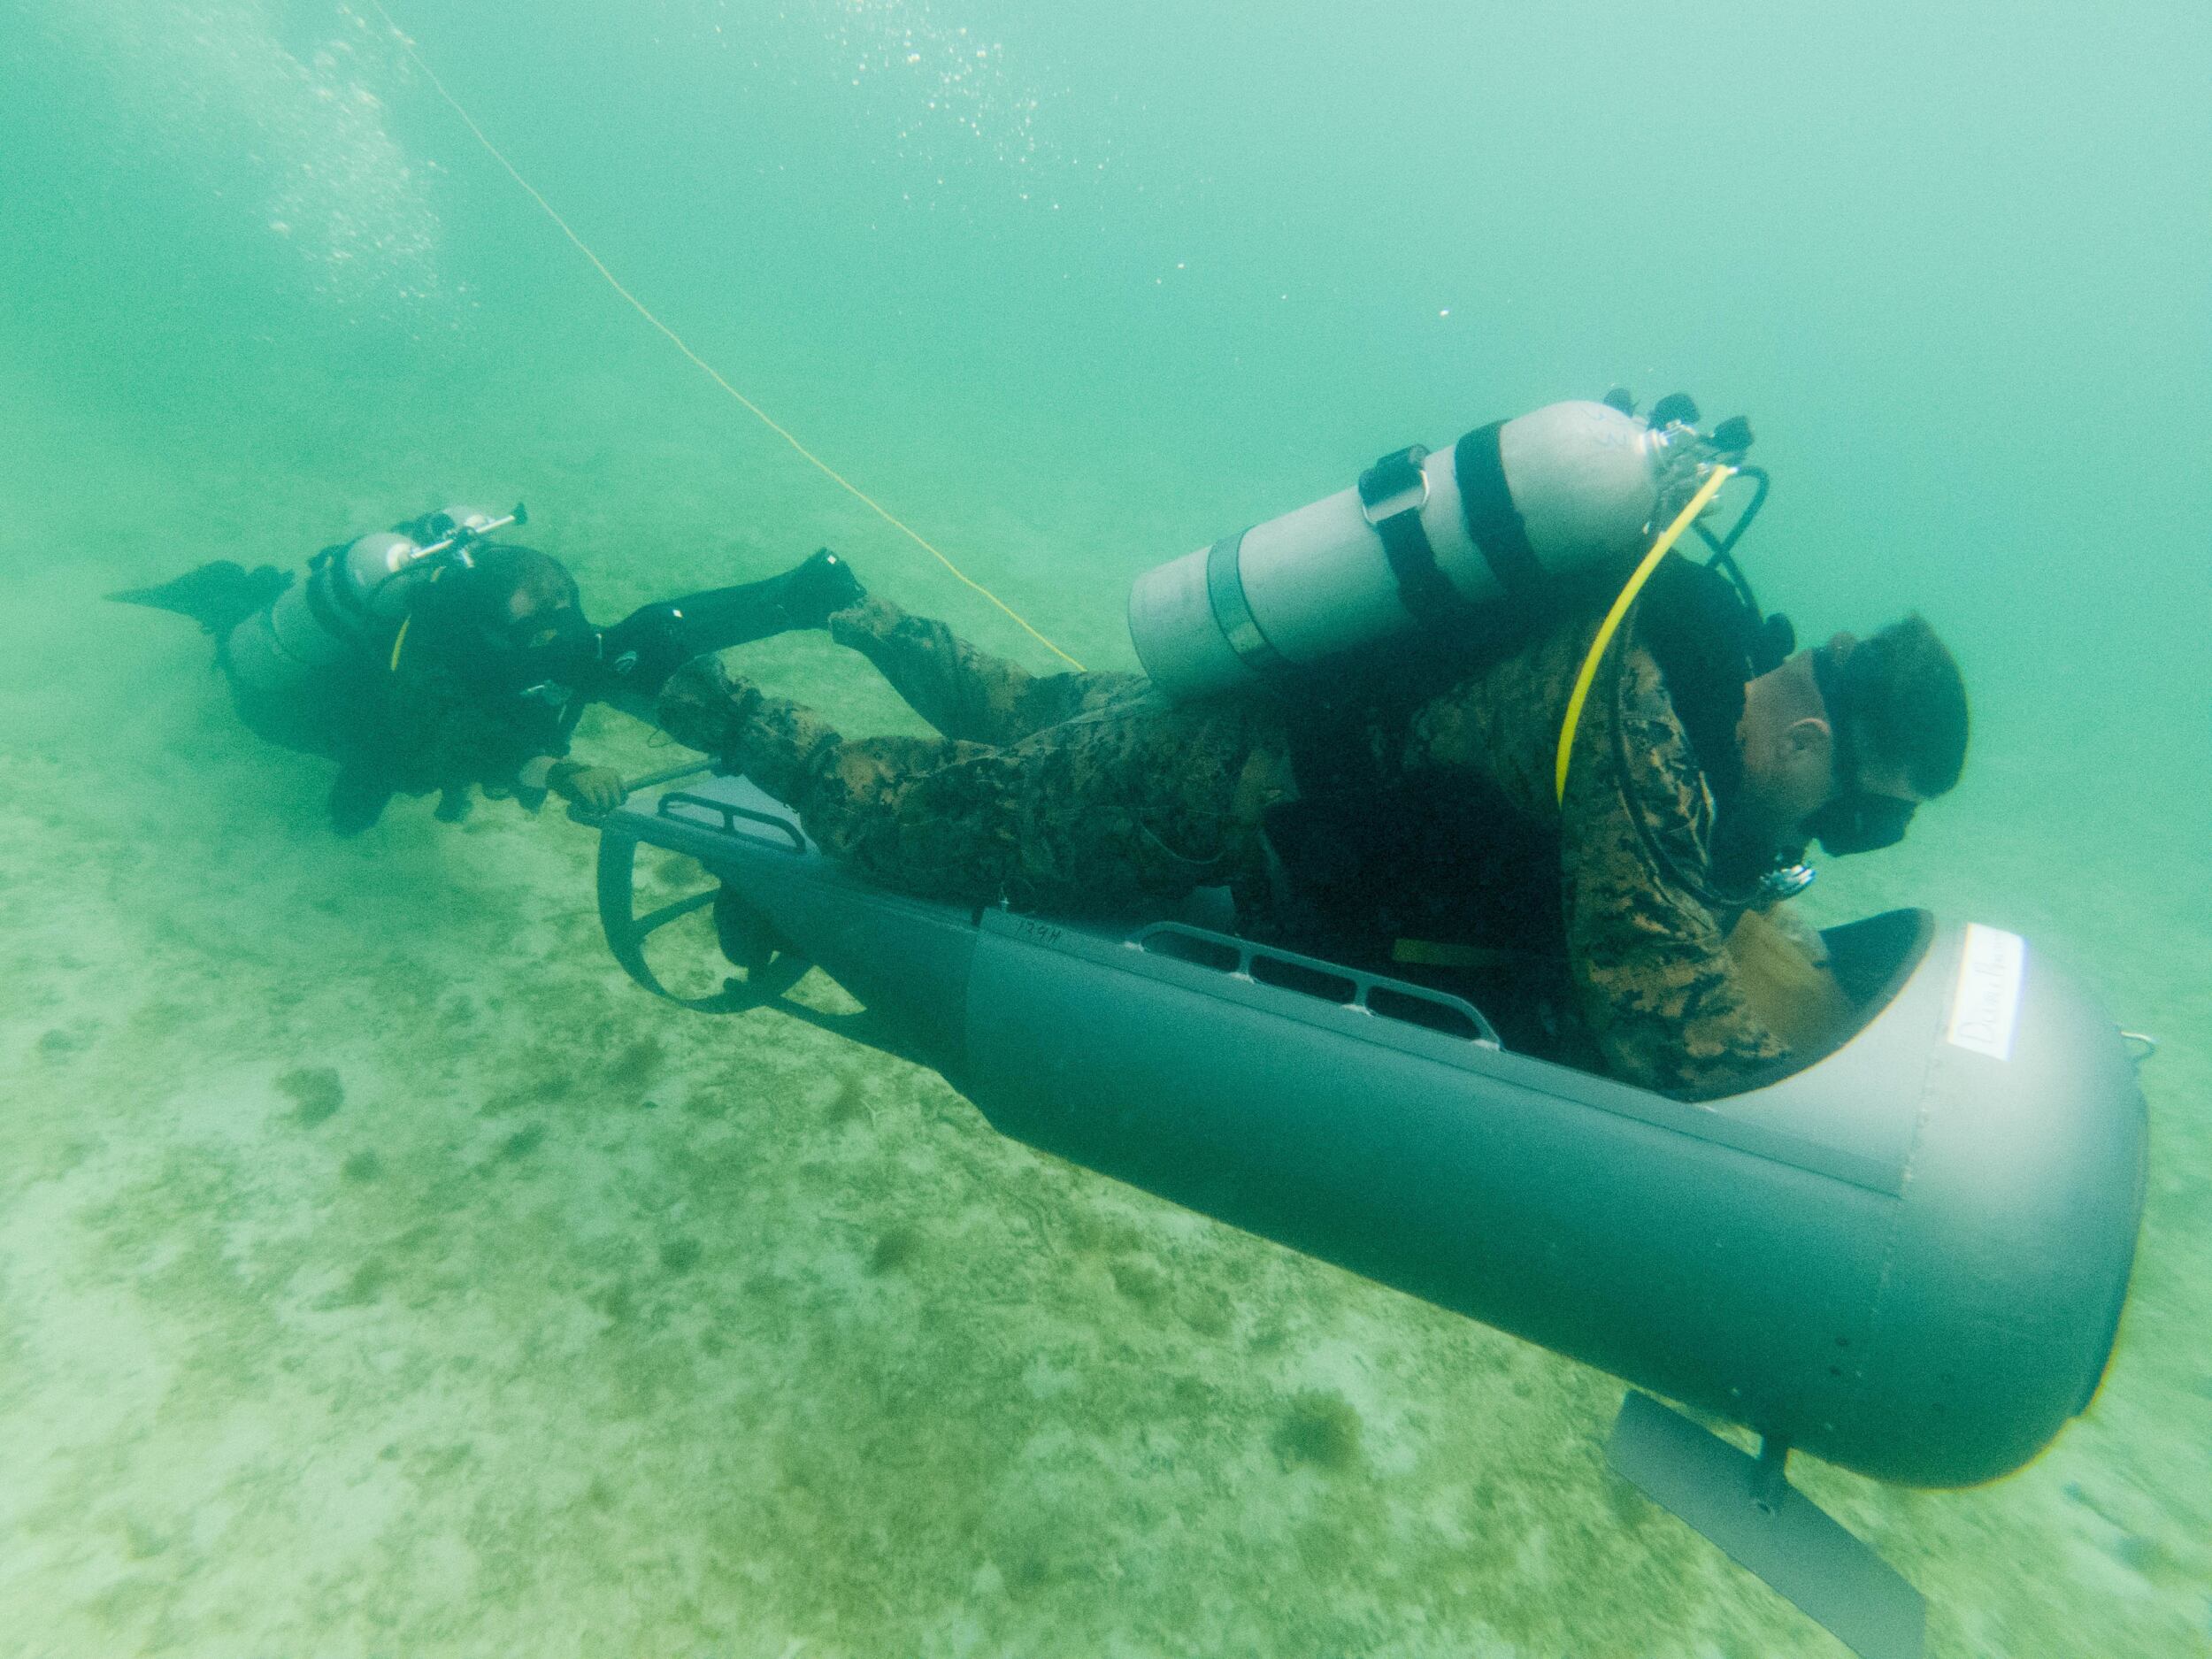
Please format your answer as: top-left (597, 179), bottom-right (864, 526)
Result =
top-left (110, 507), bottom-right (863, 833)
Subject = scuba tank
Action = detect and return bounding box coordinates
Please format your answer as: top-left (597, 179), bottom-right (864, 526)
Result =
top-left (222, 504), bottom-right (526, 696)
top-left (1127, 399), bottom-right (1752, 701)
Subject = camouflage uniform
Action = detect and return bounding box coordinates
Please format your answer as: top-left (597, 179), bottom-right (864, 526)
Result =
top-left (659, 590), bottom-right (1789, 1101)
top-left (660, 598), bottom-right (1293, 918)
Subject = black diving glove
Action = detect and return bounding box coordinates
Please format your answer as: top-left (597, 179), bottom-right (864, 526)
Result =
top-left (595, 549), bottom-right (866, 701)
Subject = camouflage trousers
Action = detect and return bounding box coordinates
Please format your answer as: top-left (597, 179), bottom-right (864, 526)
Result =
top-left (658, 598), bottom-right (1294, 918)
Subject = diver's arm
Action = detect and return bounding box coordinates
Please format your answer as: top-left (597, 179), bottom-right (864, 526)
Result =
top-left (1561, 649), bottom-right (1791, 1101)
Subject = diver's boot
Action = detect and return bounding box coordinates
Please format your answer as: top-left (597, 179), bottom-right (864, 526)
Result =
top-left (657, 655), bottom-right (759, 755)
top-left (107, 561), bottom-right (291, 636)
top-left (656, 657), bottom-right (844, 805)
top-left (597, 549), bottom-right (866, 705)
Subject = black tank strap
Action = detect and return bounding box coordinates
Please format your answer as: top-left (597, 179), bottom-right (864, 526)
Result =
top-left (1453, 423), bottom-right (1545, 599)
top-left (1360, 445), bottom-right (1467, 626)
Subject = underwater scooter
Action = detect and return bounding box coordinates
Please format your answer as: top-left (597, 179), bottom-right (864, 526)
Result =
top-left (590, 770), bottom-right (2144, 1659)
top-left (587, 399), bottom-right (2147, 1658)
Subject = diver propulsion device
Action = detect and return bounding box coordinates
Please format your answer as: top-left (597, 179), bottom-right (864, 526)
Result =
top-left (1127, 399), bottom-right (1747, 699)
top-left (221, 503), bottom-right (526, 696)
top-left (592, 772), bottom-right (2146, 1659)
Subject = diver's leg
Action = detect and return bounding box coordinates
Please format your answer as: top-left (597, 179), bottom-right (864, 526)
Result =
top-left (593, 548), bottom-right (865, 719)
top-left (658, 657), bottom-right (1273, 916)
top-left (827, 595), bottom-right (1133, 745)
top-left (812, 691), bottom-right (1279, 915)
top-left (658, 656), bottom-right (1012, 901)
top-left (657, 658), bottom-right (861, 806)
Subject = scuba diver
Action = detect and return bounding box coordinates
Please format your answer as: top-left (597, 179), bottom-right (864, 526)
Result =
top-left (109, 506), bottom-right (863, 834)
top-left (652, 394), bottom-right (1970, 1102)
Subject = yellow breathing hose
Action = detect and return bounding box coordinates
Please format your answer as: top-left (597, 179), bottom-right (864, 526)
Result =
top-left (387, 564), bottom-right (447, 672)
top-left (1552, 465), bottom-right (1736, 808)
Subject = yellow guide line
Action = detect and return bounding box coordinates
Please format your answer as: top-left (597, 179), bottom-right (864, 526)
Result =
top-left (1553, 465), bottom-right (1737, 807)
top-left (365, 0), bottom-right (1084, 670)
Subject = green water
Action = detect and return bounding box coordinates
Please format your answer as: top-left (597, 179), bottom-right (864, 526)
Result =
top-left (2, 1), bottom-right (2207, 1653)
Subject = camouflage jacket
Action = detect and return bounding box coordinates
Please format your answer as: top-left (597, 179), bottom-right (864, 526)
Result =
top-left (1313, 600), bottom-right (1793, 1100)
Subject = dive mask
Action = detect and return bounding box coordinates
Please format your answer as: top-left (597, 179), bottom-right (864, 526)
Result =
top-left (1803, 643), bottom-right (1917, 856)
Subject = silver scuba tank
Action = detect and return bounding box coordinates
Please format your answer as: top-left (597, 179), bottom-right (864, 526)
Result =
top-left (1127, 400), bottom-right (1717, 701)
top-left (222, 504), bottom-right (522, 696)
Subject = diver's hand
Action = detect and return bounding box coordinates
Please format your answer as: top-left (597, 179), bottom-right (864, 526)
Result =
top-left (549, 761), bottom-right (626, 818)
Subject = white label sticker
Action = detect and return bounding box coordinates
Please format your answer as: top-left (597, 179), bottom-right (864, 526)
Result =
top-left (1947, 923), bottom-right (2025, 1061)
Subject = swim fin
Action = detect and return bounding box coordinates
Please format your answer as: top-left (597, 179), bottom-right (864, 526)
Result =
top-left (107, 561), bottom-right (291, 636)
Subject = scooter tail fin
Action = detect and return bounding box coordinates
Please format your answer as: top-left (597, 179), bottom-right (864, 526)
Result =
top-left (1606, 1391), bottom-right (1926, 1659)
